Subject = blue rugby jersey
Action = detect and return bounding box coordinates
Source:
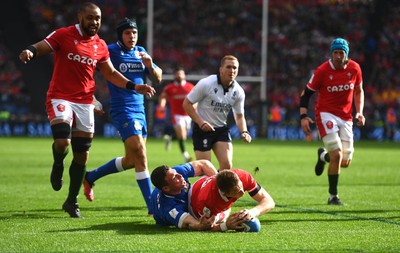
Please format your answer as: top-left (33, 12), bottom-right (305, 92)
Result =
top-left (107, 42), bottom-right (158, 109)
top-left (150, 163), bottom-right (195, 228)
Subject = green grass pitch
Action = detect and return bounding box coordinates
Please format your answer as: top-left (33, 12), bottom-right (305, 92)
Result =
top-left (0, 137), bottom-right (399, 252)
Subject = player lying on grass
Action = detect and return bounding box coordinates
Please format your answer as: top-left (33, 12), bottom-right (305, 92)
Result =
top-left (150, 160), bottom-right (275, 231)
top-left (188, 169), bottom-right (275, 231)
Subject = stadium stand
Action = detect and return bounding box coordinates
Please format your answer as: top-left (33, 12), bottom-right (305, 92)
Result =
top-left (0, 0), bottom-right (399, 140)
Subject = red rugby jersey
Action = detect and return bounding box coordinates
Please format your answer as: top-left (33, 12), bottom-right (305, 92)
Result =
top-left (44, 24), bottom-right (110, 104)
top-left (190, 169), bottom-right (258, 219)
top-left (307, 59), bottom-right (362, 121)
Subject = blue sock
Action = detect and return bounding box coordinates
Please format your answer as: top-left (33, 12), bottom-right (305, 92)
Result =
top-left (135, 171), bottom-right (153, 213)
top-left (86, 158), bottom-right (123, 184)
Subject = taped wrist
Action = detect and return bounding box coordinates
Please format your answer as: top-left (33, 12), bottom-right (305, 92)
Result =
top-left (300, 87), bottom-right (314, 108)
top-left (26, 45), bottom-right (38, 58)
top-left (126, 81), bottom-right (136, 90)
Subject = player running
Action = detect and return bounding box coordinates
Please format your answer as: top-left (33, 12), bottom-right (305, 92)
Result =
top-left (18, 3), bottom-right (155, 218)
top-left (299, 38), bottom-right (365, 205)
top-left (158, 66), bottom-right (195, 162)
top-left (83, 17), bottom-right (162, 215)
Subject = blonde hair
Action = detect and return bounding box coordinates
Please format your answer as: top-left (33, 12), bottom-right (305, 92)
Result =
top-left (220, 55), bottom-right (239, 66)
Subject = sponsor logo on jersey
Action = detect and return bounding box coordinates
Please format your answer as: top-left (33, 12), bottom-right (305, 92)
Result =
top-left (118, 62), bottom-right (144, 73)
top-left (326, 83), bottom-right (354, 92)
top-left (67, 53), bottom-right (97, 66)
top-left (211, 100), bottom-right (232, 113)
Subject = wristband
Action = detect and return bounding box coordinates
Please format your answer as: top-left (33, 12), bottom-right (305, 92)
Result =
top-left (300, 114), bottom-right (308, 120)
top-left (126, 81), bottom-right (136, 90)
top-left (200, 122), bottom-right (207, 129)
top-left (219, 222), bottom-right (227, 232)
top-left (242, 131), bottom-right (249, 134)
top-left (26, 45), bottom-right (37, 58)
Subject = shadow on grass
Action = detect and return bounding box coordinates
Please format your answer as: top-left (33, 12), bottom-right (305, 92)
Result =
top-left (48, 221), bottom-right (186, 235)
top-left (266, 204), bottom-right (400, 226)
top-left (0, 205), bottom-right (148, 220)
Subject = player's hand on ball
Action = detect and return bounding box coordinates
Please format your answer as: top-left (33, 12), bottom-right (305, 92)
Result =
top-left (236, 217), bottom-right (261, 233)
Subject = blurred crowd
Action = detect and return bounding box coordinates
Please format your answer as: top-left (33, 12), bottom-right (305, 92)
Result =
top-left (1, 0), bottom-right (399, 140)
top-left (0, 31), bottom-right (32, 122)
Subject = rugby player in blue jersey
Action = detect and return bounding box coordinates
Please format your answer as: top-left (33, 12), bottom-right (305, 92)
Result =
top-left (84, 18), bottom-right (162, 214)
top-left (150, 160), bottom-right (246, 231)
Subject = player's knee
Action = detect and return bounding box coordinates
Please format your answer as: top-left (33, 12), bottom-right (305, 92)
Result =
top-left (51, 123), bottom-right (71, 139)
top-left (71, 137), bottom-right (92, 153)
top-left (342, 141), bottom-right (354, 162)
top-left (330, 150), bottom-right (342, 162)
top-left (341, 160), bottom-right (351, 168)
top-left (322, 133), bottom-right (342, 152)
top-left (123, 156), bottom-right (136, 169)
top-left (54, 138), bottom-right (70, 152)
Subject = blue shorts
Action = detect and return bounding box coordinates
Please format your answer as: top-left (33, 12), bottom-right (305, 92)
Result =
top-left (192, 124), bottom-right (231, 151)
top-left (110, 108), bottom-right (147, 141)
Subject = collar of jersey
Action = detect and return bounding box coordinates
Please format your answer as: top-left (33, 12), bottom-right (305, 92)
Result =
top-left (217, 74), bottom-right (235, 94)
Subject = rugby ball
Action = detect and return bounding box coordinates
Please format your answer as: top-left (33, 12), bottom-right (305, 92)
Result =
top-left (237, 217), bottom-right (261, 232)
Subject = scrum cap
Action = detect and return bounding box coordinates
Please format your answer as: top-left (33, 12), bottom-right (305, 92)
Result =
top-left (116, 18), bottom-right (137, 43)
top-left (330, 38), bottom-right (349, 59)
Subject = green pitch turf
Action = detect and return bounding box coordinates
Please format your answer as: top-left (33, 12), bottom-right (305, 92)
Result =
top-left (0, 137), bottom-right (399, 252)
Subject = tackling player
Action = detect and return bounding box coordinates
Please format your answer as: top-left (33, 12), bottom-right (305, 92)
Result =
top-left (150, 160), bottom-right (247, 231)
top-left (18, 3), bottom-right (155, 218)
top-left (299, 38), bottom-right (365, 205)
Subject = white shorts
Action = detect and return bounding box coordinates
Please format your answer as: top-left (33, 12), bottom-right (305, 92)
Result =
top-left (317, 112), bottom-right (353, 141)
top-left (47, 99), bottom-right (95, 133)
top-left (172, 114), bottom-right (192, 130)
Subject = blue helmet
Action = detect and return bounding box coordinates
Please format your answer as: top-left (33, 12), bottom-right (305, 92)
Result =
top-left (330, 38), bottom-right (349, 59)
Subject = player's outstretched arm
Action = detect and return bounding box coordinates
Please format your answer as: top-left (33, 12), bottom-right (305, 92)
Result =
top-left (98, 61), bottom-right (156, 97)
top-left (238, 188), bottom-right (275, 221)
top-left (181, 214), bottom-right (213, 231)
top-left (190, 159), bottom-right (218, 177)
top-left (19, 40), bottom-right (52, 64)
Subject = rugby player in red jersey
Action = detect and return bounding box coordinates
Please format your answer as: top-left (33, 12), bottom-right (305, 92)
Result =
top-left (158, 66), bottom-right (195, 162)
top-left (18, 2), bottom-right (155, 218)
top-left (188, 169), bottom-right (275, 229)
top-left (299, 38), bottom-right (365, 205)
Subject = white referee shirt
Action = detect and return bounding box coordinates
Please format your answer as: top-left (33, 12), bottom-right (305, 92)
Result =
top-left (186, 74), bottom-right (246, 128)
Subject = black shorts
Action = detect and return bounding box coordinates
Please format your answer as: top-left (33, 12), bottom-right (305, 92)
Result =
top-left (192, 123), bottom-right (232, 151)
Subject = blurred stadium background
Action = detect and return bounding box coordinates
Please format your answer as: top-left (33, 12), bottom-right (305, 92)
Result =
top-left (0, 0), bottom-right (399, 141)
